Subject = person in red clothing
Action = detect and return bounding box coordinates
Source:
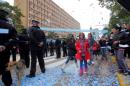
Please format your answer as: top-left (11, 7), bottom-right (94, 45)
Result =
top-left (75, 33), bottom-right (91, 76)
top-left (92, 41), bottom-right (100, 59)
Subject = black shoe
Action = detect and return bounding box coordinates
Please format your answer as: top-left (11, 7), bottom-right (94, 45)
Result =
top-left (26, 74), bottom-right (35, 78)
top-left (61, 68), bottom-right (65, 73)
top-left (42, 69), bottom-right (46, 73)
top-left (26, 66), bottom-right (29, 68)
top-left (123, 71), bottom-right (128, 76)
top-left (127, 69), bottom-right (130, 74)
top-left (118, 69), bottom-right (124, 73)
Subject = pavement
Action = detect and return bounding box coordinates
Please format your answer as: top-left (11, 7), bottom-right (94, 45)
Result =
top-left (111, 56), bottom-right (130, 86)
top-left (0, 55), bottom-right (121, 86)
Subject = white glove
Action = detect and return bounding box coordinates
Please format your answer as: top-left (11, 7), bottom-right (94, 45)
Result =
top-left (38, 42), bottom-right (43, 47)
top-left (0, 45), bottom-right (6, 52)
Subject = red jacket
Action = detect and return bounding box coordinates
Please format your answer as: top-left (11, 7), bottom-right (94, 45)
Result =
top-left (75, 39), bottom-right (90, 61)
top-left (92, 42), bottom-right (98, 51)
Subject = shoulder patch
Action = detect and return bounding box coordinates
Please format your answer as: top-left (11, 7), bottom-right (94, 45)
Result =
top-left (0, 28), bottom-right (9, 34)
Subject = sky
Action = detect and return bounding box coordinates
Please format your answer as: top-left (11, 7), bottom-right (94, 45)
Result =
top-left (3, 0), bottom-right (111, 30)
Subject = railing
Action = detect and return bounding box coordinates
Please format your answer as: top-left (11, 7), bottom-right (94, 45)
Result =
top-left (40, 27), bottom-right (108, 33)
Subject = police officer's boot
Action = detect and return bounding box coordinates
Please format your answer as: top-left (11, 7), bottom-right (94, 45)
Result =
top-left (26, 69), bottom-right (35, 78)
top-left (41, 68), bottom-right (46, 73)
top-left (26, 74), bottom-right (35, 78)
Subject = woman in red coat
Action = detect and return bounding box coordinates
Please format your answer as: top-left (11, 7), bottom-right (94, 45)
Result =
top-left (75, 33), bottom-right (90, 76)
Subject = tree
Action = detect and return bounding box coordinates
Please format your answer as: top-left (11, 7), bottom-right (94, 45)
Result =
top-left (47, 32), bottom-right (58, 39)
top-left (97, 0), bottom-right (130, 29)
top-left (0, 1), bottom-right (24, 32)
top-left (98, 0), bottom-right (115, 9)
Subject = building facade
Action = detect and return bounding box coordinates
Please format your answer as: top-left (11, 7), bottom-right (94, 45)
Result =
top-left (14, 0), bottom-right (80, 31)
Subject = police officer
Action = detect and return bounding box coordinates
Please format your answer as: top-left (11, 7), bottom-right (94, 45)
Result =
top-left (27, 20), bottom-right (46, 78)
top-left (62, 40), bottom-right (67, 57)
top-left (18, 28), bottom-right (30, 68)
top-left (0, 9), bottom-right (17, 86)
top-left (43, 38), bottom-right (48, 57)
top-left (10, 40), bottom-right (17, 62)
top-left (55, 37), bottom-right (61, 59)
top-left (49, 40), bottom-right (54, 56)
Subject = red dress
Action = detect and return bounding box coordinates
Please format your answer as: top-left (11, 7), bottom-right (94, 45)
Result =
top-left (75, 39), bottom-right (91, 61)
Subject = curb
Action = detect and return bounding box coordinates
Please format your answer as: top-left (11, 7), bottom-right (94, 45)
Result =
top-left (111, 56), bottom-right (130, 86)
top-left (117, 73), bottom-right (130, 86)
top-left (110, 56), bottom-right (125, 86)
top-left (117, 73), bottom-right (125, 86)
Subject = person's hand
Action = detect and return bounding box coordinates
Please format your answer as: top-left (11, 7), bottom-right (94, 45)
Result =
top-left (79, 50), bottom-right (82, 53)
top-left (113, 41), bottom-right (119, 44)
top-left (9, 39), bottom-right (13, 42)
top-left (6, 61), bottom-right (16, 71)
top-left (0, 45), bottom-right (6, 52)
top-left (87, 60), bottom-right (90, 63)
top-left (13, 46), bottom-right (16, 49)
top-left (25, 41), bottom-right (29, 44)
top-left (38, 42), bottom-right (43, 47)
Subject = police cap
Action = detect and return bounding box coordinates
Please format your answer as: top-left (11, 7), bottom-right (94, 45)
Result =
top-left (0, 9), bottom-right (9, 21)
top-left (0, 9), bottom-right (9, 16)
top-left (32, 20), bottom-right (40, 24)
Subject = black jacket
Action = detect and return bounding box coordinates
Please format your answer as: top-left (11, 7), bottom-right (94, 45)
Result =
top-left (112, 31), bottom-right (129, 49)
top-left (124, 29), bottom-right (130, 45)
top-left (99, 40), bottom-right (107, 47)
top-left (67, 38), bottom-right (76, 56)
top-left (18, 30), bottom-right (30, 51)
top-left (0, 20), bottom-right (17, 50)
top-left (55, 39), bottom-right (61, 49)
top-left (29, 26), bottom-right (45, 47)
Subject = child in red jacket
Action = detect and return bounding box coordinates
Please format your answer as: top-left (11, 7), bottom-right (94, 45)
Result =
top-left (75, 33), bottom-right (90, 76)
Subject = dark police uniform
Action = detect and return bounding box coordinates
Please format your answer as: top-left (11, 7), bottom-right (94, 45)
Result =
top-left (55, 39), bottom-right (61, 59)
top-left (49, 40), bottom-right (54, 56)
top-left (28, 24), bottom-right (46, 77)
top-left (0, 10), bottom-right (17, 86)
top-left (62, 40), bottom-right (67, 57)
top-left (18, 29), bottom-right (30, 68)
top-left (10, 38), bottom-right (17, 61)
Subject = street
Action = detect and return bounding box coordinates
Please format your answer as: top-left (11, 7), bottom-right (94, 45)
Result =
top-left (0, 55), bottom-right (119, 86)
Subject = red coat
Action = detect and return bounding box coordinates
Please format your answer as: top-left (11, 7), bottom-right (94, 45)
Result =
top-left (75, 39), bottom-right (91, 61)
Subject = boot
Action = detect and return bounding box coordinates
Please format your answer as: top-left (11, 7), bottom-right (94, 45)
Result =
top-left (26, 74), bottom-right (35, 78)
top-left (61, 64), bottom-right (66, 73)
top-left (79, 68), bottom-right (83, 76)
top-left (27, 69), bottom-right (35, 78)
top-left (41, 68), bottom-right (46, 73)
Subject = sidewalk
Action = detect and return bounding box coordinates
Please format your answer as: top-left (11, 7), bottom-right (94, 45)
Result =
top-left (111, 56), bottom-right (130, 86)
